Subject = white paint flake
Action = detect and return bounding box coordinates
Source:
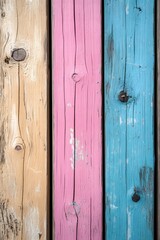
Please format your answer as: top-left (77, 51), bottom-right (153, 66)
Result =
top-left (120, 116), bottom-right (123, 125)
top-left (126, 4), bottom-right (129, 15)
top-left (127, 118), bottom-right (137, 125)
top-left (67, 103), bottom-right (72, 107)
top-left (69, 128), bottom-right (85, 169)
top-left (110, 204), bottom-right (118, 210)
top-left (69, 128), bottom-right (74, 169)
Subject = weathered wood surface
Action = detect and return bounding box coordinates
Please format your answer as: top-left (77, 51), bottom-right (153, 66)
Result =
top-left (0, 0), bottom-right (48, 239)
top-left (53, 0), bottom-right (102, 239)
top-left (104, 1), bottom-right (155, 239)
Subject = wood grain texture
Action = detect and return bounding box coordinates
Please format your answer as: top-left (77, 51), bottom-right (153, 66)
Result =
top-left (0, 0), bottom-right (48, 239)
top-left (104, 0), bottom-right (155, 239)
top-left (53, 0), bottom-right (102, 239)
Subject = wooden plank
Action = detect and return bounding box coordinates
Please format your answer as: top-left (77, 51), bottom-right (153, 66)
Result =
top-left (104, 0), bottom-right (155, 239)
top-left (0, 1), bottom-right (48, 239)
top-left (53, 0), bottom-right (102, 239)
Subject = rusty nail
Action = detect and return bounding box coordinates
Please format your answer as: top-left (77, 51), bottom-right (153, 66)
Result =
top-left (12, 48), bottom-right (26, 62)
top-left (118, 90), bottom-right (129, 103)
top-left (132, 193), bottom-right (140, 202)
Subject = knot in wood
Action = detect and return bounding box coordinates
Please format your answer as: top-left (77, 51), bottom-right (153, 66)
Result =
top-left (12, 48), bottom-right (26, 62)
top-left (4, 57), bottom-right (10, 64)
top-left (15, 145), bottom-right (23, 151)
top-left (65, 202), bottom-right (81, 216)
top-left (118, 90), bottom-right (129, 103)
top-left (132, 192), bottom-right (140, 202)
top-left (1, 12), bottom-right (5, 18)
top-left (72, 73), bottom-right (81, 83)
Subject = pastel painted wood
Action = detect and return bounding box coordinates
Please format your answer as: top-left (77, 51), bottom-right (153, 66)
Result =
top-left (53, 0), bottom-right (102, 239)
top-left (0, 1), bottom-right (48, 239)
top-left (104, 1), bottom-right (155, 239)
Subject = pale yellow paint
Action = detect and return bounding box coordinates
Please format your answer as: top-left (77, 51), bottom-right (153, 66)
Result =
top-left (0, 0), bottom-right (48, 239)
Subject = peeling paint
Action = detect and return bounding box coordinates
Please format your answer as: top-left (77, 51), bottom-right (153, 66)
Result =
top-left (119, 117), bottom-right (137, 125)
top-left (126, 4), bottom-right (129, 15)
top-left (127, 118), bottom-right (137, 125)
top-left (69, 128), bottom-right (74, 169)
top-left (69, 128), bottom-right (85, 169)
top-left (120, 116), bottom-right (123, 125)
top-left (110, 204), bottom-right (118, 210)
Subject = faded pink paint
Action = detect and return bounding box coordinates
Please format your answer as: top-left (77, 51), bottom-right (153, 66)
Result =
top-left (53, 0), bottom-right (102, 239)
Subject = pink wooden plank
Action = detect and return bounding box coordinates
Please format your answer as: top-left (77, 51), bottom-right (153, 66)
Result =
top-left (53, 0), bottom-right (102, 239)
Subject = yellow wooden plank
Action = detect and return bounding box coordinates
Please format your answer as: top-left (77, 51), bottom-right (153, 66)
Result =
top-left (0, 0), bottom-right (48, 239)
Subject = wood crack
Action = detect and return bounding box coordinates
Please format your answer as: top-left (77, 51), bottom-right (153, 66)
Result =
top-left (73, 0), bottom-right (77, 72)
top-left (83, 0), bottom-right (88, 73)
top-left (72, 0), bottom-right (79, 237)
top-left (61, 0), bottom-right (66, 159)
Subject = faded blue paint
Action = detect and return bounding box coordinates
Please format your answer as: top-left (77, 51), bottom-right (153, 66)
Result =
top-left (104, 1), bottom-right (155, 239)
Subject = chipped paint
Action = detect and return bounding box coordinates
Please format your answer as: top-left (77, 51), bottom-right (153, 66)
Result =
top-left (67, 103), bottom-right (72, 107)
top-left (69, 128), bottom-right (85, 169)
top-left (126, 4), bottom-right (129, 15)
top-left (120, 116), bottom-right (123, 125)
top-left (127, 118), bottom-right (137, 125)
top-left (69, 128), bottom-right (74, 169)
top-left (110, 204), bottom-right (118, 210)
top-left (119, 117), bottom-right (137, 125)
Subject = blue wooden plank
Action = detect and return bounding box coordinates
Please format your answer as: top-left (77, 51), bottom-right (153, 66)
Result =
top-left (104, 1), bottom-right (155, 239)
